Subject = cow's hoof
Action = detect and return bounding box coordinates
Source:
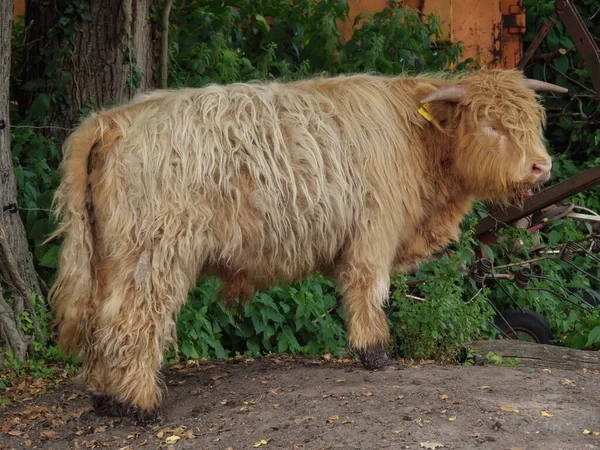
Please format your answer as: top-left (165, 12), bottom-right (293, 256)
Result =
top-left (92, 394), bottom-right (129, 417)
top-left (358, 348), bottom-right (392, 370)
top-left (91, 395), bottom-right (160, 423)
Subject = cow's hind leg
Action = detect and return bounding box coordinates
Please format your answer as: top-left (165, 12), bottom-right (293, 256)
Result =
top-left (337, 231), bottom-right (397, 370)
top-left (88, 251), bottom-right (194, 419)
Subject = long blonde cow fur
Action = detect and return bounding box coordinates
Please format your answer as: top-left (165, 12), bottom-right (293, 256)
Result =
top-left (50, 69), bottom-right (564, 417)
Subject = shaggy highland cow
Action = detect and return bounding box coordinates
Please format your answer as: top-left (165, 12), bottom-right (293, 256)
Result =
top-left (50, 69), bottom-right (565, 417)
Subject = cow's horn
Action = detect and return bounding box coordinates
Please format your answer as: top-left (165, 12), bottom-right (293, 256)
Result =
top-left (421, 85), bottom-right (467, 104)
top-left (523, 79), bottom-right (568, 93)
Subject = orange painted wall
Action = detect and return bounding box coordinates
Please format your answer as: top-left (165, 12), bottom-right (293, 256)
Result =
top-left (13, 0), bottom-right (25, 22)
top-left (344, 0), bottom-right (523, 68)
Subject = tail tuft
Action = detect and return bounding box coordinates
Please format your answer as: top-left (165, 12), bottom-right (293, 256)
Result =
top-left (49, 115), bottom-right (102, 355)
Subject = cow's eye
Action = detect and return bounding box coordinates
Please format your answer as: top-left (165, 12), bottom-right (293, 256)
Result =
top-left (483, 126), bottom-right (502, 137)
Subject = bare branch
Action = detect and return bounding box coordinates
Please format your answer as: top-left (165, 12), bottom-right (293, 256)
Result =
top-left (160, 0), bottom-right (173, 88)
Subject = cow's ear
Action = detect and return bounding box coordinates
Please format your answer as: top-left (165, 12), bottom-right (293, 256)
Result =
top-left (422, 101), bottom-right (457, 132)
top-left (415, 83), bottom-right (459, 131)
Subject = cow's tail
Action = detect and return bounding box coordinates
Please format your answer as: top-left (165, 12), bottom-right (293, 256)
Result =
top-left (48, 114), bottom-right (103, 356)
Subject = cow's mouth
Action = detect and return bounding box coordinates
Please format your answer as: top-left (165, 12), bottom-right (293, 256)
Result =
top-left (509, 188), bottom-right (534, 206)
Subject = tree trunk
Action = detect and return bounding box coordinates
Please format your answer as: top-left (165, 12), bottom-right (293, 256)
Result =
top-left (1, 0), bottom-right (44, 360)
top-left (18, 0), bottom-right (157, 133)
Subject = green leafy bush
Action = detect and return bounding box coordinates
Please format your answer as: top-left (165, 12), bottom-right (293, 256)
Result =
top-left (175, 275), bottom-right (346, 360)
top-left (389, 216), bottom-right (494, 363)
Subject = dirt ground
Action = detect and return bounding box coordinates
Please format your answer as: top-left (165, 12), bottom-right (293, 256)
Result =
top-left (1, 355), bottom-right (599, 450)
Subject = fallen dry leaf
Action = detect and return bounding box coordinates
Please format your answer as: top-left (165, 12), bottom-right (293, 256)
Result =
top-left (165, 435), bottom-right (180, 445)
top-left (448, 416), bottom-right (456, 422)
top-left (342, 420), bottom-right (356, 424)
top-left (268, 387), bottom-right (281, 394)
top-left (541, 411), bottom-right (554, 417)
top-left (477, 385), bottom-right (490, 390)
top-left (327, 415), bottom-right (339, 423)
top-left (294, 416), bottom-right (316, 425)
top-left (583, 429), bottom-right (600, 436)
top-left (470, 433), bottom-right (480, 438)
top-left (183, 430), bottom-right (196, 439)
top-left (25, 440), bottom-right (32, 447)
top-left (51, 418), bottom-right (65, 427)
top-left (362, 392), bottom-right (373, 397)
top-left (392, 429), bottom-right (407, 434)
top-left (335, 379), bottom-right (345, 383)
top-left (439, 394), bottom-right (449, 400)
top-left (500, 405), bottom-right (520, 413)
top-left (40, 430), bottom-right (57, 440)
top-left (94, 426), bottom-right (107, 433)
top-left (254, 438), bottom-right (271, 447)
top-left (420, 442), bottom-right (444, 449)
top-left (560, 378), bottom-right (575, 386)
top-left (220, 399), bottom-right (228, 405)
top-left (397, 394), bottom-right (405, 400)
top-left (273, 404), bottom-right (280, 409)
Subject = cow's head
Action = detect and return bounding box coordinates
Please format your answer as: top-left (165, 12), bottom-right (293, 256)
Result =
top-left (421, 69), bottom-right (566, 203)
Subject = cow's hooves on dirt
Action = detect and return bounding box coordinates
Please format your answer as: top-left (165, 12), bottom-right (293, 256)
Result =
top-left (92, 395), bottom-right (129, 416)
top-left (91, 395), bottom-right (160, 423)
top-left (358, 348), bottom-right (392, 370)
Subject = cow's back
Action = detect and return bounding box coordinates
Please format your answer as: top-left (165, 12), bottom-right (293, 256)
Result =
top-left (90, 78), bottom-right (417, 284)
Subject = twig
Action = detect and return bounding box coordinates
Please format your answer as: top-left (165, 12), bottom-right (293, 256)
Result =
top-left (549, 63), bottom-right (597, 95)
top-left (313, 301), bottom-right (341, 323)
top-left (160, 0), bottom-right (173, 89)
top-left (527, 48), bottom-right (567, 66)
top-left (547, 112), bottom-right (582, 119)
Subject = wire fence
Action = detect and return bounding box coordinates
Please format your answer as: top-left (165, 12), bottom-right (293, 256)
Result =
top-left (10, 124), bottom-right (74, 131)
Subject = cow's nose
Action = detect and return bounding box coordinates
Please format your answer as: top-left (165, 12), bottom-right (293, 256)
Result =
top-left (531, 162), bottom-right (552, 182)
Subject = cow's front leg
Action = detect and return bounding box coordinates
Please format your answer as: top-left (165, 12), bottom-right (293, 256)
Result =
top-left (337, 261), bottom-right (393, 370)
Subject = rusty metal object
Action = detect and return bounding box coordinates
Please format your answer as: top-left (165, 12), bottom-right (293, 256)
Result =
top-left (475, 165), bottom-right (600, 237)
top-left (518, 0), bottom-right (600, 99)
top-left (516, 14), bottom-right (558, 69)
top-left (503, 3), bottom-right (526, 35)
top-left (554, 0), bottom-right (600, 100)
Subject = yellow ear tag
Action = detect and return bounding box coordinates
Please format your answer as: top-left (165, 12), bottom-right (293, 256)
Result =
top-left (418, 103), bottom-right (433, 122)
